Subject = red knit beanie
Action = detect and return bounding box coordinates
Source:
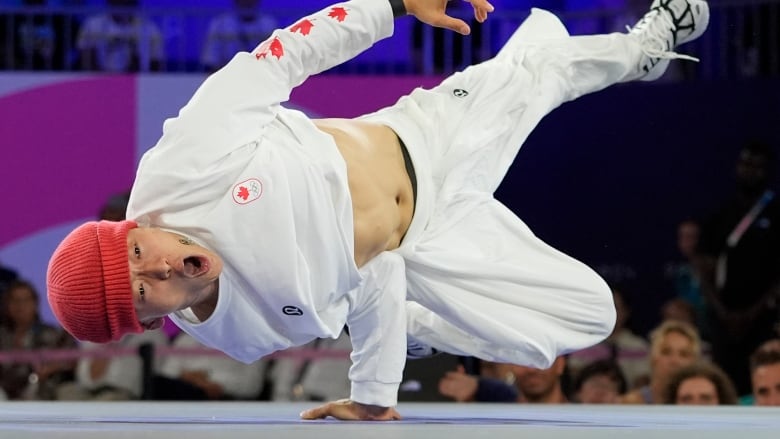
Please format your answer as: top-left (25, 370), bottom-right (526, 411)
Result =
top-left (47, 220), bottom-right (144, 343)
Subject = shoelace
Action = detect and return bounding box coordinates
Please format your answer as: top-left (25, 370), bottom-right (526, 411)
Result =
top-left (628, 8), bottom-right (700, 63)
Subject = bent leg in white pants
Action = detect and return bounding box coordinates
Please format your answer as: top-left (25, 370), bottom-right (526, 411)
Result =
top-left (360, 9), bottom-right (650, 368)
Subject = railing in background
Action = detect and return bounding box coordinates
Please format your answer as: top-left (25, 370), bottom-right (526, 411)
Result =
top-left (0, 1), bottom-right (778, 76)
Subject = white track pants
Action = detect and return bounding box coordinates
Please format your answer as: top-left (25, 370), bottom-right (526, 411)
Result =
top-left (360, 9), bottom-right (647, 368)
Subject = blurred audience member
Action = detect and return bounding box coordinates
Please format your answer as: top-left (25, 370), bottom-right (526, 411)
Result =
top-left (663, 361), bottom-right (738, 405)
top-left (68, 329), bottom-right (168, 400)
top-left (0, 280), bottom-right (77, 400)
top-left (572, 359), bottom-right (626, 404)
top-left (698, 140), bottom-right (779, 395)
top-left (200, 0), bottom-right (277, 73)
top-left (159, 332), bottom-right (265, 400)
top-left (77, 0), bottom-right (165, 72)
top-left (740, 1), bottom-right (780, 77)
top-left (621, 320), bottom-right (701, 404)
top-left (664, 219), bottom-right (707, 334)
top-left (0, 0), bottom-right (77, 70)
top-left (568, 289), bottom-right (650, 389)
top-left (438, 357), bottom-right (568, 403)
top-left (750, 340), bottom-right (780, 406)
top-left (661, 298), bottom-right (697, 327)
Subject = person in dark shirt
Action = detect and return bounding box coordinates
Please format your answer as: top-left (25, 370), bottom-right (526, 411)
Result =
top-left (698, 140), bottom-right (780, 395)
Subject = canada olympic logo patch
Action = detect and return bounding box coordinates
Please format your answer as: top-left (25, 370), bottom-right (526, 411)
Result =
top-left (232, 178), bottom-right (263, 205)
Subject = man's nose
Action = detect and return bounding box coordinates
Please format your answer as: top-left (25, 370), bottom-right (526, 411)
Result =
top-left (147, 258), bottom-right (171, 279)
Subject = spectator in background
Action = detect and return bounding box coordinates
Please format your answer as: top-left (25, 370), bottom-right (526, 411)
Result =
top-left (572, 359), bottom-right (626, 404)
top-left (159, 332), bottom-right (265, 400)
top-left (0, 280), bottom-right (77, 400)
top-left (69, 328), bottom-right (168, 400)
top-left (661, 298), bottom-right (697, 327)
top-left (568, 289), bottom-right (650, 389)
top-left (0, 0), bottom-right (77, 70)
top-left (664, 219), bottom-right (707, 335)
top-left (621, 320), bottom-right (701, 404)
top-left (201, 0), bottom-right (277, 73)
top-left (750, 339), bottom-right (780, 406)
top-left (77, 0), bottom-right (165, 72)
top-left (438, 357), bottom-right (568, 403)
top-left (663, 361), bottom-right (738, 405)
top-left (740, 1), bottom-right (780, 77)
top-left (698, 140), bottom-right (780, 396)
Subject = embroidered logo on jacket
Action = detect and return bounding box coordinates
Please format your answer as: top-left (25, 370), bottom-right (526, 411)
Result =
top-left (232, 178), bottom-right (263, 205)
top-left (282, 306), bottom-right (304, 316)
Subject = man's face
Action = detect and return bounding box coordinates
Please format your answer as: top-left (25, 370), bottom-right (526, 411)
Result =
top-left (752, 363), bottom-right (780, 406)
top-left (510, 358), bottom-right (563, 401)
top-left (5, 285), bottom-right (38, 327)
top-left (735, 149), bottom-right (770, 193)
top-left (652, 331), bottom-right (697, 379)
top-left (126, 228), bottom-right (222, 329)
top-left (677, 221), bottom-right (699, 259)
top-left (676, 376), bottom-right (719, 405)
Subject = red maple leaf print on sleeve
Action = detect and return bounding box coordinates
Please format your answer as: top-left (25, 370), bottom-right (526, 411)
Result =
top-left (290, 19), bottom-right (314, 35)
top-left (237, 186), bottom-right (250, 201)
top-left (328, 7), bottom-right (348, 22)
top-left (254, 37), bottom-right (284, 60)
top-left (269, 37), bottom-right (284, 59)
top-left (254, 39), bottom-right (271, 59)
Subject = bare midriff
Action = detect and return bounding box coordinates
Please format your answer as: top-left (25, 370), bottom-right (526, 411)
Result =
top-left (313, 118), bottom-right (415, 268)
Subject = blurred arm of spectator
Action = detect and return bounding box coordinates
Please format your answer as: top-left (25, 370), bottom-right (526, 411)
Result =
top-left (438, 364), bottom-right (519, 402)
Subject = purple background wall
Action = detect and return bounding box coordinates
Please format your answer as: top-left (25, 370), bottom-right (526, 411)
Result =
top-left (1, 73), bottom-right (779, 333)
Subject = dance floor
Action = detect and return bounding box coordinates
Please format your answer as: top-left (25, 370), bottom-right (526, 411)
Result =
top-left (1, 402), bottom-right (778, 439)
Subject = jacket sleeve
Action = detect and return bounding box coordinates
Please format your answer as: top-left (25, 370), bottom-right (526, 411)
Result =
top-left (346, 251), bottom-right (407, 406)
top-left (158, 0), bottom-right (395, 157)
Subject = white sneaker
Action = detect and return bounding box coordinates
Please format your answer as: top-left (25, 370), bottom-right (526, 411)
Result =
top-left (629, 0), bottom-right (710, 81)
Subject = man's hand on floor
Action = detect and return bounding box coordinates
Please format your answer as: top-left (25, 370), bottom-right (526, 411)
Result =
top-left (300, 399), bottom-right (401, 421)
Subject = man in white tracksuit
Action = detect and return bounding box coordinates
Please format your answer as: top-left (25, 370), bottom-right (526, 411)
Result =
top-left (46, 0), bottom-right (709, 420)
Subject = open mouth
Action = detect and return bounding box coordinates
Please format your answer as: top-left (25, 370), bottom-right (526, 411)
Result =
top-left (183, 256), bottom-right (209, 277)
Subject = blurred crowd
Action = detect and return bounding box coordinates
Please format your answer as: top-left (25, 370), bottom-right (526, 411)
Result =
top-left (0, 0), bottom-right (778, 77)
top-left (0, 0), bottom-right (778, 407)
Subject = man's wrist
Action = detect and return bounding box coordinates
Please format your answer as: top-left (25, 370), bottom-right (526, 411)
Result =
top-left (388, 0), bottom-right (407, 17)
